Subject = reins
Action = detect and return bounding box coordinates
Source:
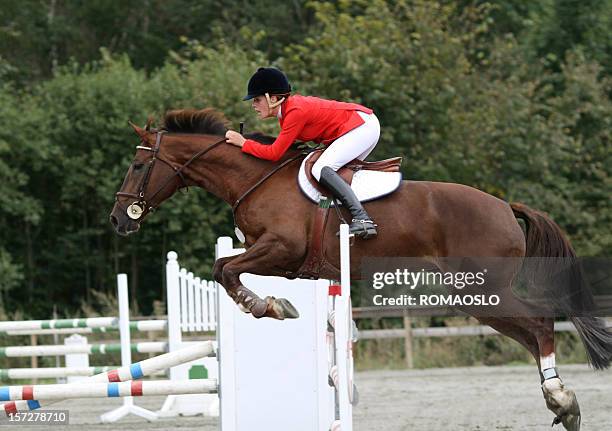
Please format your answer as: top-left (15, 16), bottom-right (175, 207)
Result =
top-left (231, 152), bottom-right (304, 216)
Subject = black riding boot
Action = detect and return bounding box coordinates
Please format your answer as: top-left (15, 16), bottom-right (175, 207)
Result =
top-left (319, 166), bottom-right (377, 239)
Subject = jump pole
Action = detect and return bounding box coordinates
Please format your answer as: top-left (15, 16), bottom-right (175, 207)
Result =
top-left (0, 341), bottom-right (167, 357)
top-left (0, 366), bottom-right (121, 380)
top-left (0, 317), bottom-right (168, 336)
top-left (0, 317), bottom-right (120, 333)
top-left (0, 341), bottom-right (216, 416)
top-left (0, 379), bottom-right (217, 402)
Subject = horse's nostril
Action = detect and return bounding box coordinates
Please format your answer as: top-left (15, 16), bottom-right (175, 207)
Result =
top-left (110, 215), bottom-right (119, 228)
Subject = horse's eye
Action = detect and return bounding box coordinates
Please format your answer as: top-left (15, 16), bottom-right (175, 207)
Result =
top-left (133, 163), bottom-right (145, 170)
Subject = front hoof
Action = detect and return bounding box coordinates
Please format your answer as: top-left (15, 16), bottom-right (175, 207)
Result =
top-left (275, 297), bottom-right (300, 319)
top-left (261, 296), bottom-right (300, 320)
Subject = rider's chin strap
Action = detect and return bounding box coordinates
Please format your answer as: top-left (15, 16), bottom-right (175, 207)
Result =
top-left (265, 92), bottom-right (285, 109)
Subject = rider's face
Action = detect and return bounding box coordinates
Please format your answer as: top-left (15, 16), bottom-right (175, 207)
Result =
top-left (252, 95), bottom-right (278, 119)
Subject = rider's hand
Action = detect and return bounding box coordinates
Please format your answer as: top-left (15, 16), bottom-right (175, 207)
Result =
top-left (225, 130), bottom-right (246, 147)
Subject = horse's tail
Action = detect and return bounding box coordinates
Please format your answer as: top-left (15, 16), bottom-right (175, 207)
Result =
top-left (511, 202), bottom-right (612, 369)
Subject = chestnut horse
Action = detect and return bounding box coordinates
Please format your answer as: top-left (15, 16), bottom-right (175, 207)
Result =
top-left (110, 109), bottom-right (611, 430)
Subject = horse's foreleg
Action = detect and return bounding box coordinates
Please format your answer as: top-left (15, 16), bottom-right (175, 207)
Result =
top-left (212, 255), bottom-right (240, 284)
top-left (212, 255), bottom-right (253, 313)
top-left (217, 237), bottom-right (300, 320)
top-left (534, 318), bottom-right (581, 431)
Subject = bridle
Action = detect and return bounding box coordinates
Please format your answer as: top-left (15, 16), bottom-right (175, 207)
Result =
top-left (115, 131), bottom-right (226, 220)
top-left (116, 129), bottom-right (305, 230)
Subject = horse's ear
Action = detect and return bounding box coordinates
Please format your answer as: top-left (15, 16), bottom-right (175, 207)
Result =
top-left (145, 116), bottom-right (155, 131)
top-left (128, 121), bottom-right (148, 140)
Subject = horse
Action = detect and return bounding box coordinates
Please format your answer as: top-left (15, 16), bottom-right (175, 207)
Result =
top-left (109, 108), bottom-right (611, 430)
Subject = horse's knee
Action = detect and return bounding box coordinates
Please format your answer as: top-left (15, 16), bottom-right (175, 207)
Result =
top-left (212, 260), bottom-right (225, 283)
top-left (213, 256), bottom-right (236, 284)
top-left (220, 264), bottom-right (240, 289)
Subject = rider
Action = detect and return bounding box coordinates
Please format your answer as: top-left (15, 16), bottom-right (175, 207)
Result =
top-left (225, 67), bottom-right (380, 239)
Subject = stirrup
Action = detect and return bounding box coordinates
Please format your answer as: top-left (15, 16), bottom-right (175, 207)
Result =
top-left (349, 219), bottom-right (378, 239)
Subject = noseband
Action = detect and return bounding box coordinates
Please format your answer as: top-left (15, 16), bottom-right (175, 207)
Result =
top-left (115, 131), bottom-right (226, 220)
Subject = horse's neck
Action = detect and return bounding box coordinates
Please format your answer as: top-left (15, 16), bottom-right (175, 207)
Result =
top-left (165, 136), bottom-right (272, 206)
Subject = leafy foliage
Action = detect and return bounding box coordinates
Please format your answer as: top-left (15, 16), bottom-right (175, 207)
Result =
top-left (0, 0), bottom-right (609, 318)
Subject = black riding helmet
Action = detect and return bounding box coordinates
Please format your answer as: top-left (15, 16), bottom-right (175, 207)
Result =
top-left (243, 67), bottom-right (292, 101)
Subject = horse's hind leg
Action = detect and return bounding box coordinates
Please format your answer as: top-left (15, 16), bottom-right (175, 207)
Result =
top-left (531, 317), bottom-right (581, 431)
top-left (216, 235), bottom-right (301, 320)
top-left (476, 316), bottom-right (541, 360)
top-left (479, 309), bottom-right (581, 430)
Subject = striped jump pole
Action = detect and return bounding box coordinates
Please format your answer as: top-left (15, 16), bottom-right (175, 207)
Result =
top-left (0, 367), bottom-right (167, 380)
top-left (0, 317), bottom-right (119, 333)
top-left (0, 320), bottom-right (167, 336)
top-left (0, 341), bottom-right (167, 358)
top-left (0, 367), bottom-right (119, 380)
top-left (0, 341), bottom-right (216, 416)
top-left (0, 379), bottom-right (217, 402)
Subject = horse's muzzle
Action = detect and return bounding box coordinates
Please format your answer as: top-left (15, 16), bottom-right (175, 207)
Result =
top-left (109, 209), bottom-right (140, 236)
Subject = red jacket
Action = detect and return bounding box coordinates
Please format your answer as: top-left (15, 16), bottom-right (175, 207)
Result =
top-left (242, 95), bottom-right (373, 161)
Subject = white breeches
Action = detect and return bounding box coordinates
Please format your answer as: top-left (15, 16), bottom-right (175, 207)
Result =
top-left (311, 111), bottom-right (381, 181)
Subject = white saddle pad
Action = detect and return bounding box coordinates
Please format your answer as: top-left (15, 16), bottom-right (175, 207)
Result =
top-left (298, 152), bottom-right (403, 204)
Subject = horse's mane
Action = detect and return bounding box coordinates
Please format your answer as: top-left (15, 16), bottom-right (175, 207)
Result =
top-left (163, 108), bottom-right (229, 135)
top-left (162, 108), bottom-right (276, 144)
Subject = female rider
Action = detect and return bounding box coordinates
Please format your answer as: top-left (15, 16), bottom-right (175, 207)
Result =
top-left (225, 67), bottom-right (380, 239)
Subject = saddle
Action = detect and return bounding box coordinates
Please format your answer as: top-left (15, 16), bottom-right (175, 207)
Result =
top-left (303, 149), bottom-right (402, 195)
top-left (295, 150), bottom-right (403, 279)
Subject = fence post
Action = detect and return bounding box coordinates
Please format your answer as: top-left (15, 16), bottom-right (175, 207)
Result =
top-left (30, 334), bottom-right (38, 384)
top-left (403, 312), bottom-right (413, 369)
top-left (64, 334), bottom-right (89, 383)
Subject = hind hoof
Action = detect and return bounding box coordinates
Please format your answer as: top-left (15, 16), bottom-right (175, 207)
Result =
top-left (552, 413), bottom-right (580, 431)
top-left (260, 296), bottom-right (299, 320)
top-left (543, 378), bottom-right (581, 431)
